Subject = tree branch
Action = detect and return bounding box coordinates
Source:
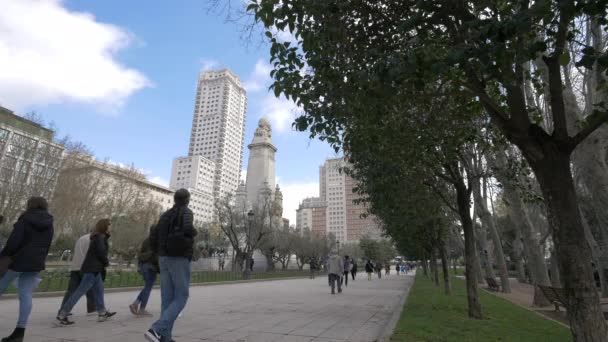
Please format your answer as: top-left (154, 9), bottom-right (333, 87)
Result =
top-left (567, 110), bottom-right (608, 150)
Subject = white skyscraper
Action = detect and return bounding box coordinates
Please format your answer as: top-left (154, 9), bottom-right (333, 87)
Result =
top-left (170, 69), bottom-right (247, 225)
top-left (188, 69), bottom-right (247, 200)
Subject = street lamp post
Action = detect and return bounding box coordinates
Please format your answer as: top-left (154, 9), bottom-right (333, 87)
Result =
top-left (245, 210), bottom-right (254, 279)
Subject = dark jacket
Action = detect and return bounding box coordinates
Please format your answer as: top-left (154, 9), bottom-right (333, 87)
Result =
top-left (151, 205), bottom-right (197, 259)
top-left (365, 262), bottom-right (374, 273)
top-left (0, 209), bottom-right (54, 272)
top-left (80, 233), bottom-right (110, 273)
top-left (138, 228), bottom-right (159, 272)
top-left (352, 262), bottom-right (358, 273)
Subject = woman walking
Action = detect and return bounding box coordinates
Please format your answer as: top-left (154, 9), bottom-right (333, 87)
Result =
top-left (0, 197), bottom-right (54, 342)
top-left (130, 225), bottom-right (159, 317)
top-left (56, 219), bottom-right (116, 325)
top-left (350, 260), bottom-right (357, 280)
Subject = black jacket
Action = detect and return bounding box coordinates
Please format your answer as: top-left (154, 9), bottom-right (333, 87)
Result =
top-left (0, 209), bottom-right (54, 272)
top-left (151, 205), bottom-right (197, 259)
top-left (138, 227), bottom-right (159, 272)
top-left (80, 233), bottom-right (110, 273)
top-left (365, 262), bottom-right (374, 273)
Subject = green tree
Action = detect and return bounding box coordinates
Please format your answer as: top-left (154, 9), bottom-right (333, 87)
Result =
top-left (249, 1), bottom-right (608, 338)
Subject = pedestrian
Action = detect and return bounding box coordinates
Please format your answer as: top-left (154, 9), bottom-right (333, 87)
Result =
top-left (342, 255), bottom-right (350, 287)
top-left (365, 260), bottom-right (374, 281)
top-left (351, 259), bottom-right (357, 280)
top-left (0, 197), bottom-right (54, 342)
top-left (130, 225), bottom-right (159, 317)
top-left (396, 262), bottom-right (401, 276)
top-left (57, 219), bottom-right (115, 325)
top-left (249, 257), bottom-right (254, 271)
top-left (385, 263), bottom-right (390, 276)
top-left (327, 249), bottom-right (344, 294)
top-left (145, 188), bottom-right (197, 342)
top-left (309, 257), bottom-right (317, 279)
top-left (376, 262), bottom-right (382, 279)
top-left (57, 231), bottom-right (97, 319)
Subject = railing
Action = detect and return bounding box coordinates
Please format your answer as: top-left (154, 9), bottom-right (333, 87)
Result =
top-left (2, 269), bottom-right (315, 294)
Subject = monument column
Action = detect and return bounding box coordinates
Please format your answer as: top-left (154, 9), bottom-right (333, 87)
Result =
top-left (245, 118), bottom-right (277, 205)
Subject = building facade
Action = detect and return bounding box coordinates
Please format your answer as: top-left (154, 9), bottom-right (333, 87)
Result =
top-left (187, 69), bottom-right (247, 200)
top-left (0, 106), bottom-right (64, 224)
top-left (318, 157), bottom-right (382, 242)
top-left (170, 69), bottom-right (247, 225)
top-left (296, 197), bottom-right (326, 235)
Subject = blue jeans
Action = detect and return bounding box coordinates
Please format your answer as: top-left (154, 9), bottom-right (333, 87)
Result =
top-left (151, 256), bottom-right (191, 342)
top-left (136, 263), bottom-right (157, 309)
top-left (60, 272), bottom-right (105, 315)
top-left (0, 270), bottom-right (40, 327)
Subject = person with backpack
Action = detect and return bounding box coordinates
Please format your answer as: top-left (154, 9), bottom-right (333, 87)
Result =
top-left (145, 189), bottom-right (197, 342)
top-left (0, 197), bottom-right (54, 342)
top-left (130, 225), bottom-right (159, 317)
top-left (57, 231), bottom-right (97, 319)
top-left (57, 219), bottom-right (115, 325)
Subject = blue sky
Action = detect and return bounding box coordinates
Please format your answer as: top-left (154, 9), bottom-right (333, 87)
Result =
top-left (0, 0), bottom-right (337, 223)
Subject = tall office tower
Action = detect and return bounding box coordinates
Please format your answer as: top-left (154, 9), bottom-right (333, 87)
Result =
top-left (188, 69), bottom-right (247, 201)
top-left (319, 157), bottom-right (381, 242)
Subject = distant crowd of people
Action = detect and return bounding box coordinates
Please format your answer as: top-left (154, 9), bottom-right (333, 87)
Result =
top-left (0, 189), bottom-right (197, 342)
top-left (322, 251), bottom-right (415, 295)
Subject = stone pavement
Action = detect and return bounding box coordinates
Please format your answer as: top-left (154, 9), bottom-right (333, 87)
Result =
top-left (0, 273), bottom-right (414, 342)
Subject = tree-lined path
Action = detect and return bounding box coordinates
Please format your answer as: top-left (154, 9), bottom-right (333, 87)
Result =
top-left (0, 275), bottom-right (413, 342)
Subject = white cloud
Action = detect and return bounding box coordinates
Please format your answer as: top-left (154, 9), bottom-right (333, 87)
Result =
top-left (280, 181), bottom-right (319, 225)
top-left (262, 93), bottom-right (300, 133)
top-left (240, 169), bottom-right (247, 182)
top-left (201, 58), bottom-right (219, 71)
top-left (0, 0), bottom-right (149, 111)
top-left (149, 176), bottom-right (169, 188)
top-left (243, 59), bottom-right (272, 93)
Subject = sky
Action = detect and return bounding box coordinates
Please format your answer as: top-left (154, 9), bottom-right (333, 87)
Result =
top-left (0, 0), bottom-right (338, 224)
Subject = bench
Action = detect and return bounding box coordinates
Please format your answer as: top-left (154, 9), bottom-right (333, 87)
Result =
top-left (537, 285), bottom-right (568, 312)
top-left (485, 277), bottom-right (500, 291)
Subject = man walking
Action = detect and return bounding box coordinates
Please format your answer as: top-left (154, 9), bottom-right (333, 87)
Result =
top-left (327, 249), bottom-right (344, 295)
top-left (145, 189), bottom-right (197, 342)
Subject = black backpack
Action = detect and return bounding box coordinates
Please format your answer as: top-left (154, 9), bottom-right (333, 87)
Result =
top-left (164, 207), bottom-right (191, 255)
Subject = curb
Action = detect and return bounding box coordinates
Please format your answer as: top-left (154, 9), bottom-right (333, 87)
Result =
top-left (379, 272), bottom-right (416, 341)
top-left (0, 275), bottom-right (309, 300)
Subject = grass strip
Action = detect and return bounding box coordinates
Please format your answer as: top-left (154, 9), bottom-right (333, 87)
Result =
top-left (391, 273), bottom-right (571, 341)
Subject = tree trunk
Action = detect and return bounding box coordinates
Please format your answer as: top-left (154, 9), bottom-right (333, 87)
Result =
top-left (422, 258), bottom-right (429, 276)
top-left (475, 222), bottom-right (495, 280)
top-left (455, 180), bottom-right (483, 319)
top-left (489, 151), bottom-right (551, 305)
top-left (473, 177), bottom-right (511, 292)
top-left (452, 257), bottom-right (457, 274)
top-left (472, 238), bottom-right (485, 284)
top-left (440, 241), bottom-right (452, 295)
top-left (550, 248), bottom-right (562, 287)
top-left (531, 151), bottom-right (607, 341)
top-left (511, 224), bottom-right (527, 283)
top-left (431, 247), bottom-right (439, 286)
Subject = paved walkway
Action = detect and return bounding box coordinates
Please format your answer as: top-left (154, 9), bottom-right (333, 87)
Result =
top-left (0, 273), bottom-right (414, 342)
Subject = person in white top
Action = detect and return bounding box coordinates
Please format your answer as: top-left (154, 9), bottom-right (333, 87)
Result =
top-left (57, 233), bottom-right (96, 316)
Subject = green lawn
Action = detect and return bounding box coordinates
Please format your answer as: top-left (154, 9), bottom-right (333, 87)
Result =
top-left (391, 273), bottom-right (571, 342)
top-left (4, 269), bottom-right (311, 294)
